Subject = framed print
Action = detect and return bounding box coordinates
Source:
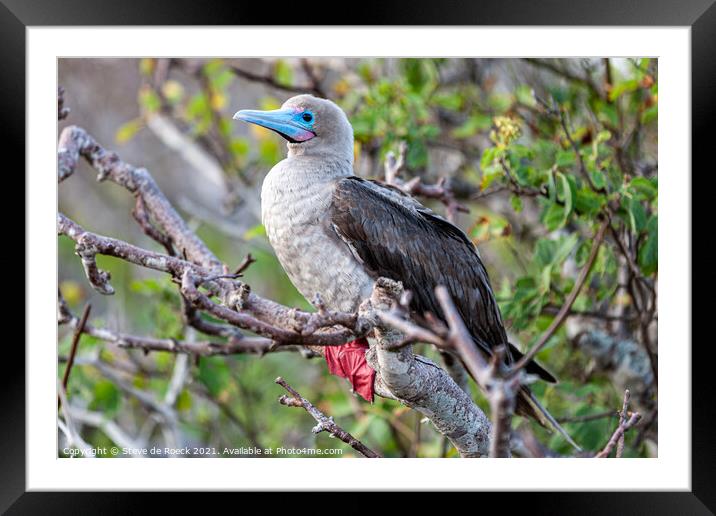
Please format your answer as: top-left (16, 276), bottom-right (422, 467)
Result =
top-left (6, 0), bottom-right (713, 511)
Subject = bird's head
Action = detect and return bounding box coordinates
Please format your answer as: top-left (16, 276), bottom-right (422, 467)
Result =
top-left (233, 94), bottom-right (353, 162)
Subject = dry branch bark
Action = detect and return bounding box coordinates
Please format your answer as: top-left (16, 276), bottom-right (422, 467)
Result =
top-left (362, 279), bottom-right (492, 457)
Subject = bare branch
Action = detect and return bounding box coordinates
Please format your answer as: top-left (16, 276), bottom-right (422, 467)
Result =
top-left (595, 390), bottom-right (641, 458)
top-left (275, 376), bottom-right (380, 458)
top-left (229, 63), bottom-right (325, 96)
top-left (58, 213), bottom-right (369, 347)
top-left (59, 286), bottom-right (321, 357)
top-left (60, 303), bottom-right (91, 399)
top-left (58, 125), bottom-right (221, 270)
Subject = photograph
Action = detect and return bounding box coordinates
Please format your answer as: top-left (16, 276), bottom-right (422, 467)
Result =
top-left (57, 56), bottom-right (658, 459)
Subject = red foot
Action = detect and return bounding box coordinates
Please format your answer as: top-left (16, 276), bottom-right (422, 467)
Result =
top-left (323, 337), bottom-right (375, 402)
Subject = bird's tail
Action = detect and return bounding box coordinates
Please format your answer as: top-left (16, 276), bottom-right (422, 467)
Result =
top-left (516, 386), bottom-right (582, 452)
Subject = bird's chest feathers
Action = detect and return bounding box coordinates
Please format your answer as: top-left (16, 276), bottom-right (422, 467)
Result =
top-left (261, 164), bottom-right (334, 250)
top-left (260, 161), bottom-right (373, 311)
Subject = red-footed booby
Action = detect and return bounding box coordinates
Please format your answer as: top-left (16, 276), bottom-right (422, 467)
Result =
top-left (234, 95), bottom-right (579, 450)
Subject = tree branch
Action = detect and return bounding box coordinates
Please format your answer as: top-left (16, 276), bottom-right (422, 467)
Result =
top-left (275, 376), bottom-right (380, 458)
top-left (362, 278), bottom-right (492, 457)
top-left (595, 389), bottom-right (641, 458)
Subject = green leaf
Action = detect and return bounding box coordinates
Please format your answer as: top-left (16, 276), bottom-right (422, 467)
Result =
top-left (535, 238), bottom-right (557, 268)
top-left (510, 195), bottom-right (523, 213)
top-left (557, 172), bottom-right (574, 223)
top-left (138, 87), bottom-right (161, 114)
top-left (480, 147), bottom-right (498, 170)
top-left (274, 60), bottom-right (294, 87)
top-left (626, 198), bottom-right (647, 233)
top-left (176, 389), bottom-right (192, 412)
top-left (230, 137), bottom-right (250, 157)
top-left (542, 202), bottom-right (566, 231)
top-left (554, 234), bottom-right (579, 265)
top-left (638, 216), bottom-right (658, 275)
top-left (406, 140), bottom-right (428, 169)
top-left (198, 357), bottom-right (231, 398)
top-left (432, 91), bottom-right (463, 111)
top-left (115, 118), bottom-right (143, 144)
top-left (556, 150), bottom-right (576, 168)
top-left (187, 93), bottom-right (210, 119)
top-left (540, 266), bottom-right (552, 293)
top-left (487, 92), bottom-right (514, 113)
top-left (641, 105), bottom-right (658, 124)
top-left (243, 224), bottom-right (267, 240)
top-left (608, 79), bottom-right (639, 101)
top-left (590, 168), bottom-right (607, 190)
top-left (515, 85), bottom-right (536, 107)
top-left (452, 114), bottom-right (491, 139)
top-left (89, 380), bottom-right (121, 414)
top-left (574, 189), bottom-right (606, 215)
top-left (629, 177), bottom-right (658, 201)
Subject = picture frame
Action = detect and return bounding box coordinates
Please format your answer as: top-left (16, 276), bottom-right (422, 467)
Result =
top-left (7, 0), bottom-right (711, 510)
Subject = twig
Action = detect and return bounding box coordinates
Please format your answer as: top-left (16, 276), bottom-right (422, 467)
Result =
top-left (557, 410), bottom-right (618, 424)
top-left (60, 303), bottom-right (91, 397)
top-left (58, 86), bottom-right (70, 121)
top-left (595, 390), bottom-right (641, 458)
top-left (509, 218), bottom-right (609, 375)
top-left (275, 376), bottom-right (380, 458)
top-left (58, 294), bottom-right (305, 357)
top-left (616, 389), bottom-right (630, 458)
top-left (230, 65), bottom-right (325, 96)
top-left (233, 253), bottom-right (256, 275)
top-left (524, 59), bottom-right (604, 101)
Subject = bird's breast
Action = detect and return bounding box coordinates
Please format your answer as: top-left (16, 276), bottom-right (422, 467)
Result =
top-left (261, 161), bottom-right (373, 312)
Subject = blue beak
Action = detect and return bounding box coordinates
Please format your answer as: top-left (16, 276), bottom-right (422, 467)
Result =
top-left (233, 108), bottom-right (315, 143)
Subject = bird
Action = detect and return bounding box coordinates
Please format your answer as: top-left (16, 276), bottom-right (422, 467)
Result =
top-left (234, 94), bottom-right (579, 450)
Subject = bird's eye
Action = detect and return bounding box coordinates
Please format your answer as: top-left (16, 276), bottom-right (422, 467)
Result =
top-left (302, 112), bottom-right (313, 122)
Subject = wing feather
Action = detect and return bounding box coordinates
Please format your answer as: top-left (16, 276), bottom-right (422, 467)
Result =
top-left (328, 176), bottom-right (508, 359)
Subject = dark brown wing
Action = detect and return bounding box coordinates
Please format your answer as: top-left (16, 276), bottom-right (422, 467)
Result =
top-left (329, 176), bottom-right (509, 360)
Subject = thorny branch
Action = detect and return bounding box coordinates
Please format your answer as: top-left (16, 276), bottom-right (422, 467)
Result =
top-left (275, 376), bottom-right (380, 458)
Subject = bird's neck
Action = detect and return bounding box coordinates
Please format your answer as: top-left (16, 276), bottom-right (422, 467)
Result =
top-left (287, 142), bottom-right (354, 166)
top-left (282, 154), bottom-right (353, 181)
top-left (261, 155), bottom-right (353, 209)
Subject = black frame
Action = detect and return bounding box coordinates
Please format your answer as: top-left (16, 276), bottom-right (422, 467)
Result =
top-left (6, 0), bottom-right (713, 512)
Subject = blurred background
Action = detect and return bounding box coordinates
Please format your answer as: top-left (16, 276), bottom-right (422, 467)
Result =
top-left (58, 57), bottom-right (658, 457)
